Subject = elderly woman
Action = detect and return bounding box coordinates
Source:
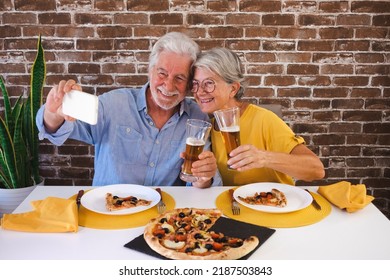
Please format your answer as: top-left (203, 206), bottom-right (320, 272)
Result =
top-left (191, 47), bottom-right (325, 186)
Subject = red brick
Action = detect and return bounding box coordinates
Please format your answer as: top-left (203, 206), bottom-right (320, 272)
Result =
top-left (320, 27), bottom-right (354, 39)
top-left (56, 27), bottom-right (95, 38)
top-left (226, 40), bottom-right (260, 50)
top-left (313, 134), bottom-right (346, 145)
top-left (247, 64), bottom-right (283, 75)
top-left (278, 88), bottom-right (311, 98)
top-left (14, 0), bottom-right (56, 11)
top-left (283, 1), bottom-right (317, 13)
top-left (95, 0), bottom-right (125, 11)
top-left (332, 99), bottom-right (364, 109)
top-left (245, 88), bottom-right (274, 97)
top-left (127, 0), bottom-right (169, 11)
top-left (150, 13), bottom-right (183, 25)
top-left (372, 41), bottom-right (390, 52)
top-left (263, 40), bottom-right (295, 51)
top-left (313, 88), bottom-right (349, 98)
top-left (3, 12), bottom-right (37, 24)
top-left (337, 14), bottom-right (371, 25)
top-left (209, 27), bottom-right (243, 38)
top-left (298, 76), bottom-right (331, 86)
top-left (355, 27), bottom-right (388, 39)
top-left (102, 63), bottom-right (136, 74)
top-left (114, 39), bottom-right (149, 50)
top-left (294, 99), bottom-right (331, 110)
top-left (335, 40), bottom-right (370, 51)
top-left (246, 27), bottom-right (278, 38)
top-left (38, 13), bottom-right (71, 24)
top-left (0, 0), bottom-right (12, 10)
top-left (207, 0), bottom-right (237, 12)
top-left (239, 0), bottom-right (281, 12)
top-left (346, 158), bottom-right (376, 168)
top-left (298, 15), bottom-right (335, 26)
top-left (321, 64), bottom-right (354, 75)
top-left (312, 111), bottom-right (341, 122)
top-left (298, 40), bottom-right (333, 51)
top-left (352, 1), bottom-right (390, 13)
top-left (365, 99), bottom-right (390, 110)
top-left (351, 88), bottom-right (381, 98)
top-left (263, 14), bottom-right (294, 26)
top-left (115, 75), bottom-right (148, 86)
top-left (279, 28), bottom-right (316, 39)
top-left (373, 15), bottom-right (390, 26)
top-left (23, 26), bottom-right (55, 37)
top-left (287, 64), bottom-right (319, 75)
top-left (363, 123), bottom-right (390, 133)
top-left (372, 76), bottom-right (390, 87)
top-left (134, 26), bottom-right (167, 37)
top-left (278, 53), bottom-right (311, 63)
top-left (355, 53), bottom-right (385, 63)
top-left (77, 39), bottom-right (113, 50)
top-left (227, 13), bottom-right (260, 25)
top-left (319, 1), bottom-right (349, 12)
top-left (313, 53), bottom-right (354, 64)
top-left (187, 14), bottom-right (224, 25)
top-left (79, 75), bottom-right (115, 85)
top-left (293, 123), bottom-right (327, 134)
top-left (75, 13), bottom-right (112, 24)
top-left (347, 134), bottom-right (378, 145)
top-left (97, 26), bottom-right (133, 38)
top-left (68, 63), bottom-right (101, 74)
top-left (264, 76), bottom-right (295, 86)
top-left (333, 77), bottom-right (369, 87)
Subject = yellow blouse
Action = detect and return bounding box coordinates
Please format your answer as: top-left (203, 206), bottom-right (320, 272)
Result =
top-left (211, 104), bottom-right (305, 186)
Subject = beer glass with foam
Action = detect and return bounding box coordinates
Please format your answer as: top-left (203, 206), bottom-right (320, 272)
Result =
top-left (180, 119), bottom-right (212, 182)
top-left (213, 107), bottom-right (241, 169)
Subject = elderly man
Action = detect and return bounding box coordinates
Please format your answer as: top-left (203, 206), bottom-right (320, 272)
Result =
top-left (36, 32), bottom-right (221, 188)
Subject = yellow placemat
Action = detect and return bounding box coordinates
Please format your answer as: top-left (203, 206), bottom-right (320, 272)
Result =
top-left (69, 191), bottom-right (175, 229)
top-left (215, 189), bottom-right (331, 228)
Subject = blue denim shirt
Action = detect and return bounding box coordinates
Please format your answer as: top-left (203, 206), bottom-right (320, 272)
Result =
top-left (36, 83), bottom-right (222, 187)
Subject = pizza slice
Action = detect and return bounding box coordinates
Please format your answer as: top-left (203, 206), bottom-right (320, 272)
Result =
top-left (144, 208), bottom-right (259, 260)
top-left (238, 188), bottom-right (287, 207)
top-left (105, 193), bottom-right (152, 211)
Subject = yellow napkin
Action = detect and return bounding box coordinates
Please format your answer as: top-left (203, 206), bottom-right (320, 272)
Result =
top-left (318, 181), bottom-right (374, 213)
top-left (1, 197), bottom-right (78, 233)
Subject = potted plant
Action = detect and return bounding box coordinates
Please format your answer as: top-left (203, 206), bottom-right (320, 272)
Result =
top-left (0, 36), bottom-right (46, 215)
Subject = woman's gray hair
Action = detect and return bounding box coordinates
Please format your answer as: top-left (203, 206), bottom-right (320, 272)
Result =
top-left (149, 32), bottom-right (200, 74)
top-left (194, 48), bottom-right (247, 100)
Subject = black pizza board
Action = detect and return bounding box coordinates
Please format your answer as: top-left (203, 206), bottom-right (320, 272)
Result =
top-left (124, 217), bottom-right (276, 260)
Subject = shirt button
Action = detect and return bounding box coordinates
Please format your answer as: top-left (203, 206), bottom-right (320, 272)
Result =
top-left (155, 140), bottom-right (160, 144)
top-left (149, 162), bottom-right (155, 167)
top-left (149, 121), bottom-right (154, 126)
top-left (126, 128), bottom-right (131, 133)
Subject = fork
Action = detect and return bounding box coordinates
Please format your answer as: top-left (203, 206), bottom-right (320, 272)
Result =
top-left (155, 188), bottom-right (166, 214)
top-left (229, 188), bottom-right (240, 215)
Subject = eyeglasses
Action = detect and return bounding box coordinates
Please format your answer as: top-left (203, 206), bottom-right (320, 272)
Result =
top-left (191, 79), bottom-right (216, 94)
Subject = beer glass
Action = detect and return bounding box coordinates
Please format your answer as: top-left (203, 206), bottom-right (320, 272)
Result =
top-left (180, 119), bottom-right (212, 182)
top-left (213, 107), bottom-right (241, 169)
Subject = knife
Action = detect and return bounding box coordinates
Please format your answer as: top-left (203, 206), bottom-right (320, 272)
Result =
top-left (305, 189), bottom-right (322, 210)
top-left (76, 190), bottom-right (85, 209)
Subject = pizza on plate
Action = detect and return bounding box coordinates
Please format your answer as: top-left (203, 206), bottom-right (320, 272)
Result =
top-left (105, 193), bottom-right (152, 211)
top-left (238, 188), bottom-right (287, 207)
top-left (144, 208), bottom-right (259, 260)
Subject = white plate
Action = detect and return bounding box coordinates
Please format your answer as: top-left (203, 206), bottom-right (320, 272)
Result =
top-left (233, 182), bottom-right (312, 213)
top-left (81, 184), bottom-right (160, 215)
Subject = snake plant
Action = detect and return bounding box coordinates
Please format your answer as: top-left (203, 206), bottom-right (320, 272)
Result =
top-left (0, 36), bottom-right (45, 189)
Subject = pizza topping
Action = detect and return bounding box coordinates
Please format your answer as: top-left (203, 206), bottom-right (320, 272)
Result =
top-left (238, 188), bottom-right (287, 208)
top-left (105, 193), bottom-right (152, 211)
top-left (144, 208), bottom-right (259, 259)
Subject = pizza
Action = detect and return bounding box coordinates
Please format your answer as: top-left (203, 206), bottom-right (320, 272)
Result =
top-left (105, 193), bottom-right (152, 211)
top-left (144, 208), bottom-right (259, 260)
top-left (238, 188), bottom-right (287, 207)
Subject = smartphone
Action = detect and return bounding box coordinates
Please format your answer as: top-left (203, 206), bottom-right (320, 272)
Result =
top-left (62, 90), bottom-right (99, 125)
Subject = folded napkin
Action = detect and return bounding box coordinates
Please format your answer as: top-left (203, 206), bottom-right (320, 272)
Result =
top-left (318, 181), bottom-right (374, 213)
top-left (1, 197), bottom-right (78, 233)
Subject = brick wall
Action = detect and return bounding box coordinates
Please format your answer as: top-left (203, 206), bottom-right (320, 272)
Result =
top-left (0, 0), bottom-right (389, 218)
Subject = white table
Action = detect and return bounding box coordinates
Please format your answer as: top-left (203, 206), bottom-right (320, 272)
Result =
top-left (1, 185), bottom-right (390, 260)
